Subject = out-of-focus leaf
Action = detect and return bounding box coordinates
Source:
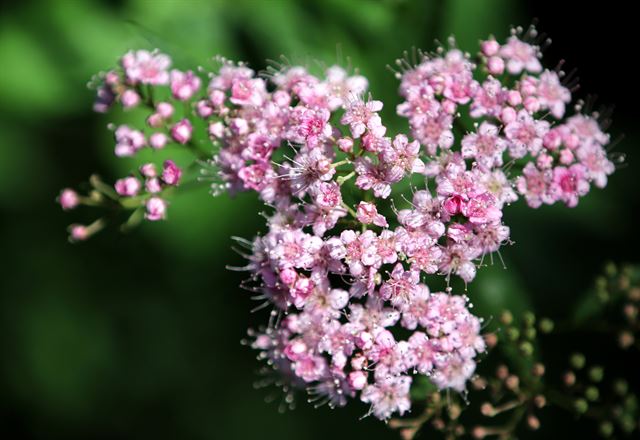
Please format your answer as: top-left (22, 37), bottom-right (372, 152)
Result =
top-left (0, 23), bottom-right (71, 114)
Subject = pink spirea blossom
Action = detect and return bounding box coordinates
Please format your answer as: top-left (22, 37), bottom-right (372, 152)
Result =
top-left (114, 176), bottom-right (142, 197)
top-left (58, 189), bottom-right (79, 210)
top-left (121, 50), bottom-right (171, 85)
top-left (60, 27), bottom-right (619, 422)
top-left (145, 197), bottom-right (167, 221)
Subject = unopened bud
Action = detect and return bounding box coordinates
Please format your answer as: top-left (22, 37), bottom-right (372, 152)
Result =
top-left (534, 395), bottom-right (546, 408)
top-left (538, 318), bottom-right (554, 333)
top-left (527, 414), bottom-right (540, 430)
top-left (570, 353), bottom-right (586, 369)
top-left (613, 379), bottom-right (628, 396)
top-left (480, 402), bottom-right (494, 416)
top-left (472, 426), bottom-right (487, 439)
top-left (449, 404), bottom-right (461, 420)
top-left (623, 304), bottom-right (637, 321)
top-left (519, 341), bottom-right (534, 356)
top-left (563, 371), bottom-right (576, 387)
top-left (585, 386), bottom-right (599, 402)
top-left (523, 311), bottom-right (536, 327)
top-left (599, 421), bottom-right (614, 437)
top-left (506, 375), bottom-right (520, 390)
top-left (484, 333), bottom-right (498, 348)
top-left (532, 363), bottom-right (545, 377)
top-left (500, 310), bottom-right (513, 325)
top-left (574, 398), bottom-right (588, 414)
top-left (588, 366), bottom-right (604, 383)
top-left (496, 365), bottom-right (509, 380)
top-left (618, 331), bottom-right (634, 349)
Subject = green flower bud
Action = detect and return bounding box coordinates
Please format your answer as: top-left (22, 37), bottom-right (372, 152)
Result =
top-left (599, 421), bottom-right (614, 437)
top-left (523, 311), bottom-right (536, 327)
top-left (519, 341), bottom-right (534, 356)
top-left (500, 310), bottom-right (513, 325)
top-left (574, 398), bottom-right (588, 414)
top-left (570, 353), bottom-right (586, 370)
top-left (613, 379), bottom-right (628, 396)
top-left (525, 327), bottom-right (537, 340)
top-left (538, 318), bottom-right (554, 334)
top-left (585, 386), bottom-right (599, 402)
top-left (588, 366), bottom-right (604, 383)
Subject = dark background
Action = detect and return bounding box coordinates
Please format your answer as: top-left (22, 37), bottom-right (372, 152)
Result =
top-left (0, 0), bottom-right (638, 438)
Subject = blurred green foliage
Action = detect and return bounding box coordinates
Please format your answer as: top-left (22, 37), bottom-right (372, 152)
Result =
top-left (0, 1), bottom-right (637, 439)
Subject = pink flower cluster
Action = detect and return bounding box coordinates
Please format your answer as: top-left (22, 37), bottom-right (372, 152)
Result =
top-left (59, 27), bottom-right (618, 420)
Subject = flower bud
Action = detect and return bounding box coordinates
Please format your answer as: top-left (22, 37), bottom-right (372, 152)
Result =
top-left (114, 176), bottom-right (141, 197)
top-left (588, 366), bottom-right (604, 383)
top-left (337, 137), bottom-right (353, 153)
top-left (585, 386), bottom-right (599, 402)
top-left (162, 160), bottom-right (182, 186)
top-left (68, 224), bottom-right (89, 242)
top-left (347, 371), bottom-right (368, 390)
top-left (145, 177), bottom-right (162, 194)
top-left (487, 56), bottom-right (504, 75)
top-left (139, 163), bottom-right (157, 178)
top-left (171, 119), bottom-right (193, 144)
top-left (196, 100), bottom-right (213, 118)
top-left (120, 89), bottom-right (140, 109)
top-left (570, 353), bottom-right (586, 369)
top-left (500, 107), bottom-right (516, 124)
top-left (150, 132), bottom-right (168, 149)
top-left (147, 113), bottom-right (164, 128)
top-left (209, 121), bottom-right (224, 138)
top-left (156, 102), bottom-right (174, 119)
top-left (573, 398), bottom-right (588, 414)
top-left (527, 415), bottom-right (540, 430)
top-left (58, 188), bottom-right (79, 210)
top-left (538, 318), bottom-right (554, 333)
top-left (481, 39), bottom-right (500, 56)
top-left (145, 197), bottom-right (167, 221)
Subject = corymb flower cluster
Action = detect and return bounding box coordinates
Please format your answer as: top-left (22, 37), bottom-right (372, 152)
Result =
top-left (59, 27), bottom-right (618, 420)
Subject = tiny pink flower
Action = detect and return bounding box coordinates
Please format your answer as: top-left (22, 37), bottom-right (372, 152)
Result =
top-left (170, 70), bottom-right (201, 101)
top-left (462, 192), bottom-right (502, 225)
top-left (360, 375), bottom-right (412, 420)
top-left (69, 224), bottom-right (89, 242)
top-left (162, 160), bottom-right (182, 186)
top-left (114, 125), bottom-right (146, 157)
top-left (230, 78), bottom-right (266, 107)
top-left (120, 89), bottom-right (140, 109)
top-left (516, 162), bottom-right (554, 208)
top-left (504, 110), bottom-right (550, 158)
top-left (139, 163), bottom-right (157, 178)
top-left (481, 38), bottom-right (500, 56)
top-left (348, 371), bottom-right (368, 390)
top-left (356, 202), bottom-right (388, 228)
top-left (337, 137), bottom-right (354, 153)
top-left (341, 97), bottom-right (384, 139)
top-left (156, 102), bottom-right (174, 119)
top-left (58, 189), bottom-right (79, 210)
top-left (145, 177), bottom-right (162, 194)
top-left (499, 36), bottom-right (542, 75)
top-left (551, 164), bottom-right (590, 207)
top-left (314, 181), bottom-right (342, 209)
top-left (149, 132), bottom-right (168, 149)
top-left (145, 197), bottom-right (167, 221)
top-left (536, 70), bottom-right (571, 119)
top-left (171, 119), bottom-right (193, 144)
top-left (115, 176), bottom-right (142, 197)
top-left (121, 50), bottom-right (171, 85)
